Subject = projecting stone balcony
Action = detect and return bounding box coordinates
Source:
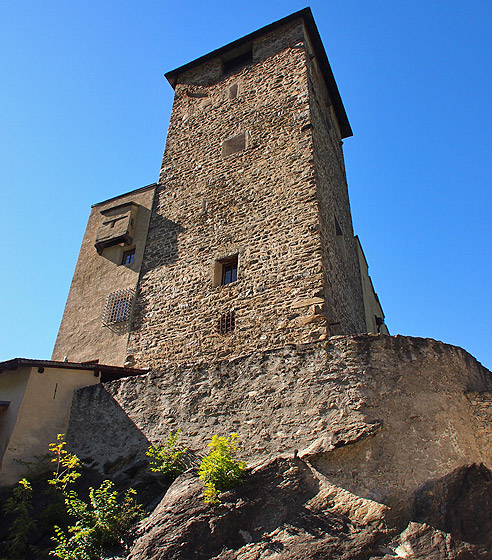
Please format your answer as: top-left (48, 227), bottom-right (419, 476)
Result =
top-left (94, 202), bottom-right (139, 253)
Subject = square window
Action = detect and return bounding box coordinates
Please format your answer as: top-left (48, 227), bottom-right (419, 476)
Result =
top-left (215, 255), bottom-right (238, 286)
top-left (122, 248), bottom-right (135, 265)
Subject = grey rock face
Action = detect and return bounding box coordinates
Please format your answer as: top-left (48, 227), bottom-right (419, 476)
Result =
top-left (127, 458), bottom-right (492, 560)
top-left (127, 456), bottom-right (389, 560)
top-left (411, 463), bottom-right (492, 550)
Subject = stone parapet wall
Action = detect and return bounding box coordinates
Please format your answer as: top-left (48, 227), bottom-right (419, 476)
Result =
top-left (68, 334), bottom-right (491, 515)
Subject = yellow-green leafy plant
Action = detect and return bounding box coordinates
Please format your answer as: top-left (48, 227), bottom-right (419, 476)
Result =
top-left (48, 433), bottom-right (82, 492)
top-left (146, 430), bottom-right (189, 478)
top-left (198, 433), bottom-right (246, 504)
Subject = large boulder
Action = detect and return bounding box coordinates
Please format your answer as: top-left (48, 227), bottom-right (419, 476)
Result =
top-left (127, 456), bottom-right (390, 560)
top-left (127, 458), bottom-right (492, 560)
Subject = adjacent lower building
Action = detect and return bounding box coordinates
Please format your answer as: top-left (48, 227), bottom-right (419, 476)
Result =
top-left (0, 359), bottom-right (147, 485)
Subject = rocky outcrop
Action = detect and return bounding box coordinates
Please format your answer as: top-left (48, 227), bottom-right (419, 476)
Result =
top-left (127, 457), bottom-right (492, 559)
top-left (127, 456), bottom-right (391, 560)
top-left (411, 463), bottom-right (492, 550)
top-left (382, 522), bottom-right (490, 560)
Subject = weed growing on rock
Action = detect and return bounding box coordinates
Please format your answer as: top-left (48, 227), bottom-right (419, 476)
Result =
top-left (198, 433), bottom-right (246, 504)
top-left (51, 481), bottom-right (142, 560)
top-left (48, 434), bottom-right (82, 492)
top-left (146, 430), bottom-right (189, 478)
top-left (0, 435), bottom-right (143, 560)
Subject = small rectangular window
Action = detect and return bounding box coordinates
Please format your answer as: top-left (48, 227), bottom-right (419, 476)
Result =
top-left (222, 260), bottom-right (237, 285)
top-left (122, 248), bottom-right (135, 265)
top-left (215, 254), bottom-right (238, 286)
top-left (222, 133), bottom-right (247, 157)
top-left (217, 310), bottom-right (236, 334)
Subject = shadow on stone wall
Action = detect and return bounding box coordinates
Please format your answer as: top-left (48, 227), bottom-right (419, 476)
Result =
top-left (141, 213), bottom-right (186, 272)
top-left (67, 383), bottom-right (151, 482)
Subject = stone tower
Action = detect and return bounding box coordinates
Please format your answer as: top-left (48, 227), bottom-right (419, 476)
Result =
top-left (127, 8), bottom-right (371, 368)
top-left (52, 8), bottom-right (386, 369)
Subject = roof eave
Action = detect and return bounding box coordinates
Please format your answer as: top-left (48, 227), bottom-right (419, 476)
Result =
top-left (0, 358), bottom-right (149, 380)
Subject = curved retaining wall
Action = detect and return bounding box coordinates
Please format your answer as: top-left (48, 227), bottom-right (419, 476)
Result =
top-left (67, 334), bottom-right (492, 513)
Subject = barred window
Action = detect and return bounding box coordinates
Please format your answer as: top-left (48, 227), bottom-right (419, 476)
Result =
top-left (217, 310), bottom-right (236, 335)
top-left (102, 288), bottom-right (135, 326)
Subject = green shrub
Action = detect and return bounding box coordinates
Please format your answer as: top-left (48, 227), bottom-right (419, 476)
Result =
top-left (51, 481), bottom-right (143, 560)
top-left (146, 430), bottom-right (189, 478)
top-left (47, 434), bottom-right (143, 560)
top-left (198, 433), bottom-right (246, 504)
top-left (0, 435), bottom-right (143, 560)
top-left (2, 478), bottom-right (37, 559)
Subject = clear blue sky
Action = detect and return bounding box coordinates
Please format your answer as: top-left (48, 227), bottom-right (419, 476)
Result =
top-left (1, 1), bottom-right (491, 370)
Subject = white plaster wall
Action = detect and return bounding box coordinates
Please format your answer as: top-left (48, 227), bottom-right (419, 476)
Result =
top-left (0, 369), bottom-right (29, 469)
top-left (0, 366), bottom-right (99, 486)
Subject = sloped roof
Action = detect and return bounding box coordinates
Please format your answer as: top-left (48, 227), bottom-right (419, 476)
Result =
top-left (0, 358), bottom-right (149, 383)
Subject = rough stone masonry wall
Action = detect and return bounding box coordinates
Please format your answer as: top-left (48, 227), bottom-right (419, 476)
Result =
top-left (127, 20), bottom-right (364, 368)
top-left (68, 334), bottom-right (492, 519)
top-left (304, 28), bottom-right (366, 334)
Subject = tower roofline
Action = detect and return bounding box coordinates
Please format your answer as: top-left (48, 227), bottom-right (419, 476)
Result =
top-left (164, 7), bottom-right (353, 139)
top-left (91, 182), bottom-right (157, 208)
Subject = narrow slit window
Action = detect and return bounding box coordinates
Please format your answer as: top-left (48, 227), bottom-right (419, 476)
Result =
top-left (229, 84), bottom-right (238, 99)
top-left (334, 216), bottom-right (346, 257)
